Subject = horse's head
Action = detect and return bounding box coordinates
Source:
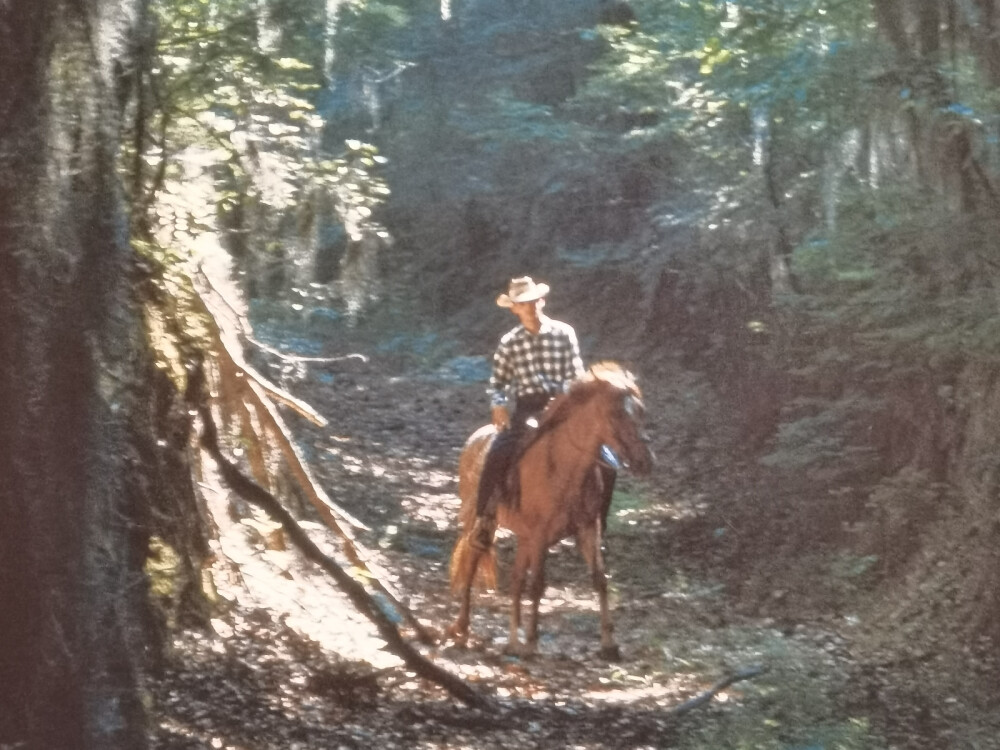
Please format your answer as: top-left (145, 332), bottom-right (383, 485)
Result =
top-left (578, 362), bottom-right (654, 474)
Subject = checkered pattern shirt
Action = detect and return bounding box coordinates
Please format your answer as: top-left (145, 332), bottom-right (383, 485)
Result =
top-left (489, 315), bottom-right (585, 407)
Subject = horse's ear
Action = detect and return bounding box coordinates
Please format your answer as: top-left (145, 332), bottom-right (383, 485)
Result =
top-left (624, 392), bottom-right (643, 417)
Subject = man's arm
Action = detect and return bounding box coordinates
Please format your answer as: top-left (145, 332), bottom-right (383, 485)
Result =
top-left (489, 338), bottom-right (514, 429)
top-left (563, 326), bottom-right (585, 384)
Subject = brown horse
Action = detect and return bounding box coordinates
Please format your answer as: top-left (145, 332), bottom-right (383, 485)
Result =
top-left (447, 362), bottom-right (654, 659)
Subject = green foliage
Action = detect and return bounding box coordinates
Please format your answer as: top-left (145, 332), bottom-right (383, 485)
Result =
top-left (761, 393), bottom-right (882, 486)
top-left (607, 483), bottom-right (651, 532)
top-left (683, 715), bottom-right (878, 750)
top-left (331, 0), bottom-right (432, 70)
top-left (153, 0), bottom-right (323, 120)
top-left (146, 0), bottom-right (327, 197)
top-left (565, 1), bottom-right (1000, 514)
top-left (568, 0), bottom-right (884, 223)
top-left (138, 0), bottom-right (392, 305)
top-left (842, 466), bottom-right (945, 571)
top-left (758, 181), bottom-right (1000, 500)
top-left (829, 551), bottom-right (879, 582)
top-left (652, 625), bottom-right (885, 750)
top-left (309, 139), bottom-right (391, 230)
top-left (468, 94), bottom-right (579, 144)
top-left (790, 189), bottom-right (1000, 357)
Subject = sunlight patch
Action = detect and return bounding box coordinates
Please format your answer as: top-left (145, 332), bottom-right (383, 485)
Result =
top-left (539, 588), bottom-right (601, 615)
top-left (582, 673), bottom-right (701, 705)
top-left (402, 494), bottom-right (461, 530)
top-left (407, 467), bottom-right (454, 488)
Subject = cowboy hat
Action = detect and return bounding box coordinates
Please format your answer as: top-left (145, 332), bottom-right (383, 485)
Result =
top-left (496, 276), bottom-right (550, 307)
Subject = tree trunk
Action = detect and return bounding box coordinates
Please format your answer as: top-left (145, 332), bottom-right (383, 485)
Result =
top-left (916, 0), bottom-right (940, 58)
top-left (964, 0), bottom-right (1000, 87)
top-left (871, 0), bottom-right (909, 55)
top-left (869, 0), bottom-right (997, 211)
top-left (0, 1), bottom-right (157, 746)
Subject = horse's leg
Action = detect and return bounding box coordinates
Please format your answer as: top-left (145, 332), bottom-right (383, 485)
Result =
top-left (525, 544), bottom-right (548, 654)
top-left (449, 572), bottom-right (473, 645)
top-left (504, 540), bottom-right (531, 656)
top-left (505, 537), bottom-right (546, 657)
top-left (577, 520), bottom-right (620, 661)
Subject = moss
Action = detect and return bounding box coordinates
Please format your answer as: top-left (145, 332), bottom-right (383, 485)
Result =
top-left (145, 536), bottom-right (184, 629)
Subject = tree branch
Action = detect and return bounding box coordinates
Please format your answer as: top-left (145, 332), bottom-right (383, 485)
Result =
top-left (668, 664), bottom-right (769, 716)
top-left (246, 335), bottom-right (369, 366)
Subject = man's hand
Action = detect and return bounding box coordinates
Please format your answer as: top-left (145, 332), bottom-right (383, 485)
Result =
top-left (491, 405), bottom-right (510, 431)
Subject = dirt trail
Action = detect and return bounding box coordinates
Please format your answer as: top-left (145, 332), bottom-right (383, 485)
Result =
top-left (151, 345), bottom-right (881, 749)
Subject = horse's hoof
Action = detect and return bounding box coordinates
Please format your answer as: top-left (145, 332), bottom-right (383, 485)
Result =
top-left (597, 644), bottom-right (622, 662)
top-left (445, 624), bottom-right (469, 648)
top-left (502, 641), bottom-right (536, 659)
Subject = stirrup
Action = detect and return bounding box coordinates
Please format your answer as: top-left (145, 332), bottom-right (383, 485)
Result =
top-left (598, 444), bottom-right (622, 470)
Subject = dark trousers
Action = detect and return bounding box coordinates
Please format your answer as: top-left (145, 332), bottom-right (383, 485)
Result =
top-left (476, 394), bottom-right (550, 516)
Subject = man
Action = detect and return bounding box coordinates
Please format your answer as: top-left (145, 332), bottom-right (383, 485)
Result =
top-left (471, 276), bottom-right (587, 551)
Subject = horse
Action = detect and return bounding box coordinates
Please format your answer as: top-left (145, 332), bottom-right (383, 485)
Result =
top-left (447, 362), bottom-right (654, 659)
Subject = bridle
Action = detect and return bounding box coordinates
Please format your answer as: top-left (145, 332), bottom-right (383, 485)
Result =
top-left (542, 386), bottom-right (642, 460)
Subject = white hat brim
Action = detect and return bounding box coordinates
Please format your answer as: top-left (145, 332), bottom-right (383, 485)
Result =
top-left (497, 283), bottom-right (549, 307)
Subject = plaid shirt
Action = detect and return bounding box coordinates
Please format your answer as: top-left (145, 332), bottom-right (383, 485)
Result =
top-left (489, 315), bottom-right (585, 407)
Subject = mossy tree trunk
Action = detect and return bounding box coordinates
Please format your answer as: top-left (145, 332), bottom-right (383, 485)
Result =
top-left (0, 1), bottom-right (159, 746)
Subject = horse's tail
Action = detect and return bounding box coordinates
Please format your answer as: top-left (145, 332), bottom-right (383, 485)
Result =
top-left (449, 534), bottom-right (498, 594)
top-left (450, 425), bottom-right (499, 594)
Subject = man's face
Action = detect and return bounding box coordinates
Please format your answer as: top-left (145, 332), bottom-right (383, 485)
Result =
top-left (511, 298), bottom-right (543, 328)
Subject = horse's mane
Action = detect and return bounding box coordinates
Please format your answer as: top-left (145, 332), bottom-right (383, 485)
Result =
top-left (586, 361), bottom-right (640, 394)
top-left (536, 361), bottom-right (640, 436)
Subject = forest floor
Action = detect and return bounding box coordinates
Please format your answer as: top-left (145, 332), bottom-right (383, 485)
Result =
top-left (149, 325), bottom-right (1000, 750)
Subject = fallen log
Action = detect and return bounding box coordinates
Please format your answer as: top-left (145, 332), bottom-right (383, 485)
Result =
top-left (192, 360), bottom-right (493, 710)
top-left (190, 271), bottom-right (434, 643)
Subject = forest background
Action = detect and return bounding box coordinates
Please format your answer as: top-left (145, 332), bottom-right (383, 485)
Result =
top-left (3, 0), bottom-right (1000, 747)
